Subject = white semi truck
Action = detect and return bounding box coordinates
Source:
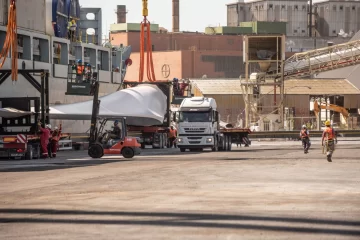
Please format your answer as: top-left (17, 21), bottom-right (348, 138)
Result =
top-left (175, 97), bottom-right (251, 152)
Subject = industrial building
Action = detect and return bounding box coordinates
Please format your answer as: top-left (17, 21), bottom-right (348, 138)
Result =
top-left (314, 0), bottom-right (360, 37)
top-left (227, 0), bottom-right (360, 38)
top-left (190, 79), bottom-right (360, 130)
top-left (227, 0), bottom-right (309, 37)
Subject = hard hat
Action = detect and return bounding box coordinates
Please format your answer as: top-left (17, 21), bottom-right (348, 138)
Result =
top-left (77, 59), bottom-right (82, 63)
top-left (72, 19), bottom-right (75, 23)
top-left (302, 125), bottom-right (306, 128)
top-left (46, 124), bottom-right (52, 129)
top-left (325, 120), bottom-right (331, 126)
top-left (114, 120), bottom-right (119, 124)
top-left (54, 126), bottom-right (58, 130)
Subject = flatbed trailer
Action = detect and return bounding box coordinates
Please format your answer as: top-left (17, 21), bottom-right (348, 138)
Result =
top-left (219, 128), bottom-right (252, 150)
top-left (123, 80), bottom-right (190, 149)
top-left (0, 69), bottom-right (70, 159)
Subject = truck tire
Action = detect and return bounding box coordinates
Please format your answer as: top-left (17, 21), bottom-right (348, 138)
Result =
top-left (180, 148), bottom-right (186, 152)
top-left (212, 138), bottom-right (218, 152)
top-left (88, 144), bottom-right (104, 158)
top-left (25, 145), bottom-right (33, 160)
top-left (227, 136), bottom-right (232, 151)
top-left (34, 145), bottom-right (40, 159)
top-left (122, 147), bottom-right (135, 158)
top-left (220, 136), bottom-right (226, 151)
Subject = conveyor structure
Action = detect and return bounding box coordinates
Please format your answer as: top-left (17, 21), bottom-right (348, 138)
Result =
top-left (276, 39), bottom-right (360, 79)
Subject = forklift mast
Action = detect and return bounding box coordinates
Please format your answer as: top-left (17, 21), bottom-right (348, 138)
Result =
top-left (89, 81), bottom-right (100, 144)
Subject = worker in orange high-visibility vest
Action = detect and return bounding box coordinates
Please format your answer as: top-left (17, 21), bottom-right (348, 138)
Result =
top-left (300, 125), bottom-right (310, 154)
top-left (73, 59), bottom-right (84, 82)
top-left (322, 120), bottom-right (338, 162)
top-left (168, 126), bottom-right (177, 148)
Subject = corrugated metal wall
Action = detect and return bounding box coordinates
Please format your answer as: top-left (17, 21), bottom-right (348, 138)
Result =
top-left (205, 94), bottom-right (245, 124)
top-left (227, 4), bottom-right (238, 27)
top-left (315, 2), bottom-right (360, 37)
top-left (9, 0), bottom-right (46, 33)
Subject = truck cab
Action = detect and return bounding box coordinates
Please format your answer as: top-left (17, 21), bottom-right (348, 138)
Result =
top-left (176, 97), bottom-right (220, 152)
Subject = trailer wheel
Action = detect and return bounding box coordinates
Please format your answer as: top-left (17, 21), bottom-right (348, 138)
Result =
top-left (180, 148), bottom-right (185, 152)
top-left (88, 144), bottom-right (104, 158)
top-left (25, 145), bottom-right (33, 160)
top-left (34, 145), bottom-right (40, 159)
top-left (122, 147), bottom-right (135, 158)
top-left (227, 136), bottom-right (232, 151)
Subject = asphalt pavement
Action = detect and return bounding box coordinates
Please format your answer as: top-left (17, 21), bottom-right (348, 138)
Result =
top-left (0, 140), bottom-right (359, 239)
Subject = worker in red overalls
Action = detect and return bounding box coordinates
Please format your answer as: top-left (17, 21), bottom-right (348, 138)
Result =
top-left (38, 122), bottom-right (51, 159)
top-left (50, 124), bottom-right (62, 158)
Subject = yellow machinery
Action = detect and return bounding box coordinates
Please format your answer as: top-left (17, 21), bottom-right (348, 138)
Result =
top-left (313, 100), bottom-right (349, 126)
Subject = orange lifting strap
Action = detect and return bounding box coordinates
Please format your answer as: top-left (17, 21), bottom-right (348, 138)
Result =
top-left (139, 0), bottom-right (156, 82)
top-left (0, 0), bottom-right (18, 81)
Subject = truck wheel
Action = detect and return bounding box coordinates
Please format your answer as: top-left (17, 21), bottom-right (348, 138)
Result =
top-left (180, 148), bottom-right (185, 152)
top-left (34, 145), bottom-right (40, 159)
top-left (212, 138), bottom-right (218, 152)
top-left (25, 145), bottom-right (33, 160)
top-left (88, 144), bottom-right (104, 158)
top-left (122, 147), bottom-right (135, 158)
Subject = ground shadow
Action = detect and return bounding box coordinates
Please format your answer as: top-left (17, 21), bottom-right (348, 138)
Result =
top-left (0, 208), bottom-right (359, 236)
top-left (0, 159), bottom-right (131, 172)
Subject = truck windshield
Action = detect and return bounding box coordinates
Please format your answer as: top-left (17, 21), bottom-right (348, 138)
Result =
top-left (179, 111), bottom-right (212, 122)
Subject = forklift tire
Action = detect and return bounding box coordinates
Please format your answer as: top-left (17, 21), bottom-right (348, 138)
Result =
top-left (122, 147), bottom-right (135, 158)
top-left (25, 145), bottom-right (33, 160)
top-left (88, 144), bottom-right (104, 158)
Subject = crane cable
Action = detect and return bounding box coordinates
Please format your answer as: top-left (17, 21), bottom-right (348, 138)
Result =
top-left (139, 0), bottom-right (156, 82)
top-left (0, 0), bottom-right (18, 81)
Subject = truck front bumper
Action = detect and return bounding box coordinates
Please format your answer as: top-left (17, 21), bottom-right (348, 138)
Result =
top-left (176, 136), bottom-right (214, 148)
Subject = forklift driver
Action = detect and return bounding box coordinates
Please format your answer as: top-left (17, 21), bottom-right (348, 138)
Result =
top-left (110, 120), bottom-right (121, 139)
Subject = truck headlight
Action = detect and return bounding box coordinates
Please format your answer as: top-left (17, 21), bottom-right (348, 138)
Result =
top-left (206, 138), bottom-right (212, 143)
top-left (177, 138), bottom-right (183, 143)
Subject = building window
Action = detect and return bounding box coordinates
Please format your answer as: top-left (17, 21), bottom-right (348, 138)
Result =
top-left (294, 29), bottom-right (298, 33)
top-left (352, 6), bottom-right (356, 10)
top-left (302, 30), bottom-right (306, 33)
top-left (339, 6), bottom-right (343, 10)
top-left (281, 5), bottom-right (285, 9)
top-left (269, 4), bottom-right (273, 9)
top-left (264, 120), bottom-right (270, 131)
top-left (302, 5), bottom-right (306, 10)
top-left (294, 5), bottom-right (298, 10)
top-left (333, 30), bottom-right (336, 34)
top-left (240, 6), bottom-right (243, 10)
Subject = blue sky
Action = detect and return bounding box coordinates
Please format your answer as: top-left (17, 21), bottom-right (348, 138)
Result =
top-left (80, 0), bottom-right (229, 38)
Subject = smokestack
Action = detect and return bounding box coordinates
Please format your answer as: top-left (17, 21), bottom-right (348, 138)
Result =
top-left (172, 0), bottom-right (179, 32)
top-left (116, 5), bottom-right (127, 24)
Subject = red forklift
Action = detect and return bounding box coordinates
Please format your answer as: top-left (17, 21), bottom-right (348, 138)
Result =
top-left (65, 66), bottom-right (141, 159)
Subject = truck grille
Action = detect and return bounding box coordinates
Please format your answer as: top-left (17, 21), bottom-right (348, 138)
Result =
top-left (184, 128), bottom-right (206, 133)
top-left (188, 137), bottom-right (202, 140)
top-left (189, 141), bottom-right (201, 144)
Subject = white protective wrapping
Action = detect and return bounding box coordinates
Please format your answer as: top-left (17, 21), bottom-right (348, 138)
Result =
top-left (0, 84), bottom-right (167, 126)
top-left (49, 84), bottom-right (167, 126)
